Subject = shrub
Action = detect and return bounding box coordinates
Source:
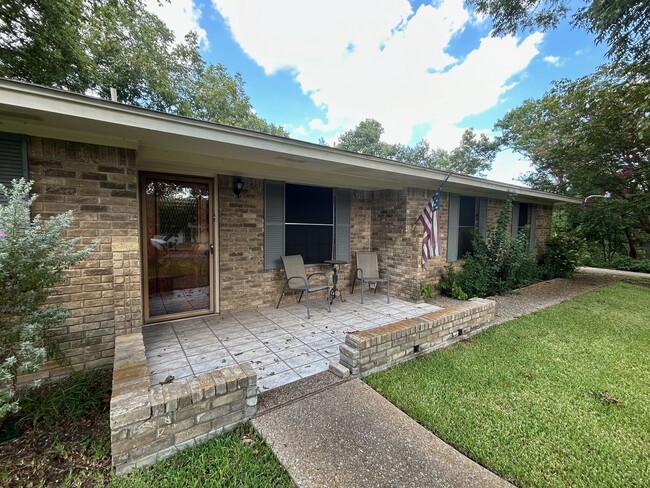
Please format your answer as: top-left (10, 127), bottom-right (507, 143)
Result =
top-left (438, 267), bottom-right (469, 300)
top-left (608, 254), bottom-right (650, 273)
top-left (439, 195), bottom-right (538, 299)
top-left (419, 282), bottom-right (436, 299)
top-left (0, 179), bottom-right (94, 422)
top-left (540, 234), bottom-right (584, 279)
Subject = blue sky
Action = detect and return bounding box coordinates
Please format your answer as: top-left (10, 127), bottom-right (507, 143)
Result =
top-left (145, 0), bottom-right (607, 185)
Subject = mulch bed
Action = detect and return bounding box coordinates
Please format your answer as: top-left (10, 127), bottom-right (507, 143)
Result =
top-left (0, 402), bottom-right (112, 487)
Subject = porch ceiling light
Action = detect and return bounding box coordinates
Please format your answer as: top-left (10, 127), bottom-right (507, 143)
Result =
top-left (233, 177), bottom-right (244, 198)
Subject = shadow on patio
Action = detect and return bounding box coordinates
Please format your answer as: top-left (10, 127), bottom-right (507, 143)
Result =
top-left (142, 293), bottom-right (441, 392)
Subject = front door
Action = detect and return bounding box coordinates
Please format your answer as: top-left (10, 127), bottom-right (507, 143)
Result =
top-left (141, 174), bottom-right (214, 322)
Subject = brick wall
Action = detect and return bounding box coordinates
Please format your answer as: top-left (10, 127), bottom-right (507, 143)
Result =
top-left (218, 177), bottom-right (373, 312)
top-left (110, 333), bottom-right (257, 476)
top-left (22, 137), bottom-right (141, 382)
top-left (534, 204), bottom-right (553, 254)
top-left (339, 297), bottom-right (495, 375)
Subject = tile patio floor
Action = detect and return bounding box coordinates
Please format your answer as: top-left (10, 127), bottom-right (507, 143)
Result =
top-left (142, 293), bottom-right (441, 392)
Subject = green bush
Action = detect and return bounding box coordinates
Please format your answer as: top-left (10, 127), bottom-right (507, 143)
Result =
top-left (438, 267), bottom-right (468, 300)
top-left (608, 254), bottom-right (650, 273)
top-left (419, 282), bottom-right (436, 299)
top-left (540, 234), bottom-right (584, 279)
top-left (0, 179), bottom-right (95, 422)
top-left (439, 196), bottom-right (538, 299)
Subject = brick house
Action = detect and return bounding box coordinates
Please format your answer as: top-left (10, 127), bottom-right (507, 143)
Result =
top-left (0, 79), bottom-right (579, 382)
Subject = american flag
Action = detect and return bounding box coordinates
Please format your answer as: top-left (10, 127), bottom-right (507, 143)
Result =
top-left (418, 191), bottom-right (442, 268)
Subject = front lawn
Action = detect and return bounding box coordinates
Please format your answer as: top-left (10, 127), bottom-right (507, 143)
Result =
top-left (366, 283), bottom-right (650, 487)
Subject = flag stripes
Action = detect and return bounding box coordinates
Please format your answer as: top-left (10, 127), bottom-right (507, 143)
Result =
top-left (418, 191), bottom-right (442, 268)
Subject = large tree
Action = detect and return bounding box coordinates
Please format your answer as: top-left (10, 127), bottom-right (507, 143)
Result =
top-left (0, 0), bottom-right (287, 136)
top-left (497, 65), bottom-right (650, 257)
top-left (466, 0), bottom-right (650, 66)
top-left (333, 119), bottom-right (499, 177)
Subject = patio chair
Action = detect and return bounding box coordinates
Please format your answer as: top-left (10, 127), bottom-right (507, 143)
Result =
top-left (276, 255), bottom-right (331, 319)
top-left (350, 251), bottom-right (390, 304)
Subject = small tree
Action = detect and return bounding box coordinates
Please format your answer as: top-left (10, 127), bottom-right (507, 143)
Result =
top-left (0, 179), bottom-right (94, 422)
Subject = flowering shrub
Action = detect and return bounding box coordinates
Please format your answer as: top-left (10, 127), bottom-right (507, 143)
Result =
top-left (0, 179), bottom-right (94, 422)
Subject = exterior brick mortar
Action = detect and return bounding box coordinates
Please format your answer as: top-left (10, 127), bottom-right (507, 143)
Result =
top-left (339, 298), bottom-right (495, 375)
top-left (110, 333), bottom-right (258, 476)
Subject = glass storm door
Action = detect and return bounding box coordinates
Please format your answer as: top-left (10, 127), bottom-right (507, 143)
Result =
top-left (142, 174), bottom-right (214, 321)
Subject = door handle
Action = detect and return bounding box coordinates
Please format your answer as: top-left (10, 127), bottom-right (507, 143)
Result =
top-left (210, 244), bottom-right (214, 255)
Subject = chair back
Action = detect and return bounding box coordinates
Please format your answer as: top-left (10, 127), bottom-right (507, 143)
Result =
top-left (356, 251), bottom-right (379, 278)
top-left (281, 255), bottom-right (308, 288)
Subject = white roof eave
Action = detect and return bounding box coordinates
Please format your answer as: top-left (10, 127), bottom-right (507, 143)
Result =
top-left (0, 79), bottom-right (580, 205)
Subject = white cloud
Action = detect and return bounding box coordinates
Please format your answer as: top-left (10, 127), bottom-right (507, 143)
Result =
top-left (486, 150), bottom-right (532, 186)
top-left (213, 0), bottom-right (542, 151)
top-left (145, 0), bottom-right (208, 48)
top-left (543, 55), bottom-right (562, 66)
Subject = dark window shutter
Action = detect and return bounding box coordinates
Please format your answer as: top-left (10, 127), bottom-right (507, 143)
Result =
top-left (0, 133), bottom-right (28, 204)
top-left (447, 193), bottom-right (460, 261)
top-left (264, 180), bottom-right (285, 269)
top-left (335, 189), bottom-right (351, 262)
top-left (511, 202), bottom-right (520, 239)
top-left (478, 197), bottom-right (488, 239)
top-left (529, 204), bottom-right (537, 251)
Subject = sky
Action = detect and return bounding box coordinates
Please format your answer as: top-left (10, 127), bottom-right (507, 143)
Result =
top-left (144, 0), bottom-right (608, 185)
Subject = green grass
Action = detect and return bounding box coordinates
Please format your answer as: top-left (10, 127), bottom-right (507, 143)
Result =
top-left (110, 423), bottom-right (293, 488)
top-left (366, 283), bottom-right (650, 487)
top-left (17, 369), bottom-right (112, 428)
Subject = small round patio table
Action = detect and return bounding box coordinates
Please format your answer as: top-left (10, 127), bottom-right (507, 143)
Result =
top-left (324, 259), bottom-right (347, 304)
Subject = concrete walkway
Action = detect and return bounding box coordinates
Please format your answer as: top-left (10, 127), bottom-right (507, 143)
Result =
top-left (252, 379), bottom-right (512, 488)
top-left (578, 266), bottom-right (650, 280)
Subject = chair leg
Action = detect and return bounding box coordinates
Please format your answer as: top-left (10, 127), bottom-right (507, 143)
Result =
top-left (305, 291), bottom-right (310, 319)
top-left (351, 277), bottom-right (356, 295)
top-left (387, 277), bottom-right (390, 304)
top-left (360, 279), bottom-right (364, 304)
top-left (298, 290), bottom-right (304, 303)
top-left (276, 283), bottom-right (286, 309)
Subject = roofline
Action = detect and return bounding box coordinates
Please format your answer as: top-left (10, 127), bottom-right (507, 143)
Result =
top-left (0, 78), bottom-right (580, 205)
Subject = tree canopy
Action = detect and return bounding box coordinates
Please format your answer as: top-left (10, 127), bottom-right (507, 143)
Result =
top-left (333, 119), bottom-right (499, 177)
top-left (497, 65), bottom-right (650, 257)
top-left (466, 0), bottom-right (650, 66)
top-left (0, 0), bottom-right (287, 136)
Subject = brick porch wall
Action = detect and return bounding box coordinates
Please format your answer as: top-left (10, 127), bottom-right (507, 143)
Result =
top-left (22, 137), bottom-right (141, 382)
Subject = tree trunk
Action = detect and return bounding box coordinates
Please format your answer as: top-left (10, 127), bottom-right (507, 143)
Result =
top-left (625, 228), bottom-right (639, 259)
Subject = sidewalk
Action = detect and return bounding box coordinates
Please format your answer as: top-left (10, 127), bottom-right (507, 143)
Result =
top-left (252, 379), bottom-right (512, 488)
top-left (578, 266), bottom-right (650, 280)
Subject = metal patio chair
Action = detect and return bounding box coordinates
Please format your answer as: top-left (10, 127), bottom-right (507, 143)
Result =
top-left (276, 255), bottom-right (330, 319)
top-left (350, 251), bottom-right (390, 304)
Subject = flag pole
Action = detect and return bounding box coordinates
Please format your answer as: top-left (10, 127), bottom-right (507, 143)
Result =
top-left (412, 171), bottom-right (453, 229)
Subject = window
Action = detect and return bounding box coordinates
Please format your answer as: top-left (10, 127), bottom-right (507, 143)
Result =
top-left (0, 132), bottom-right (28, 204)
top-left (285, 184), bottom-right (333, 264)
top-left (447, 194), bottom-right (487, 262)
top-left (264, 181), bottom-right (351, 269)
top-left (458, 196), bottom-right (477, 258)
top-left (512, 202), bottom-right (537, 251)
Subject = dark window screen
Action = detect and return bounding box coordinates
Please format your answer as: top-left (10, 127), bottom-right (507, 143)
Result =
top-left (286, 184), bottom-right (333, 224)
top-left (458, 196), bottom-right (477, 258)
top-left (459, 196), bottom-right (476, 226)
top-left (284, 184), bottom-right (334, 264)
top-left (286, 225), bottom-right (333, 264)
top-left (518, 203), bottom-right (530, 230)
